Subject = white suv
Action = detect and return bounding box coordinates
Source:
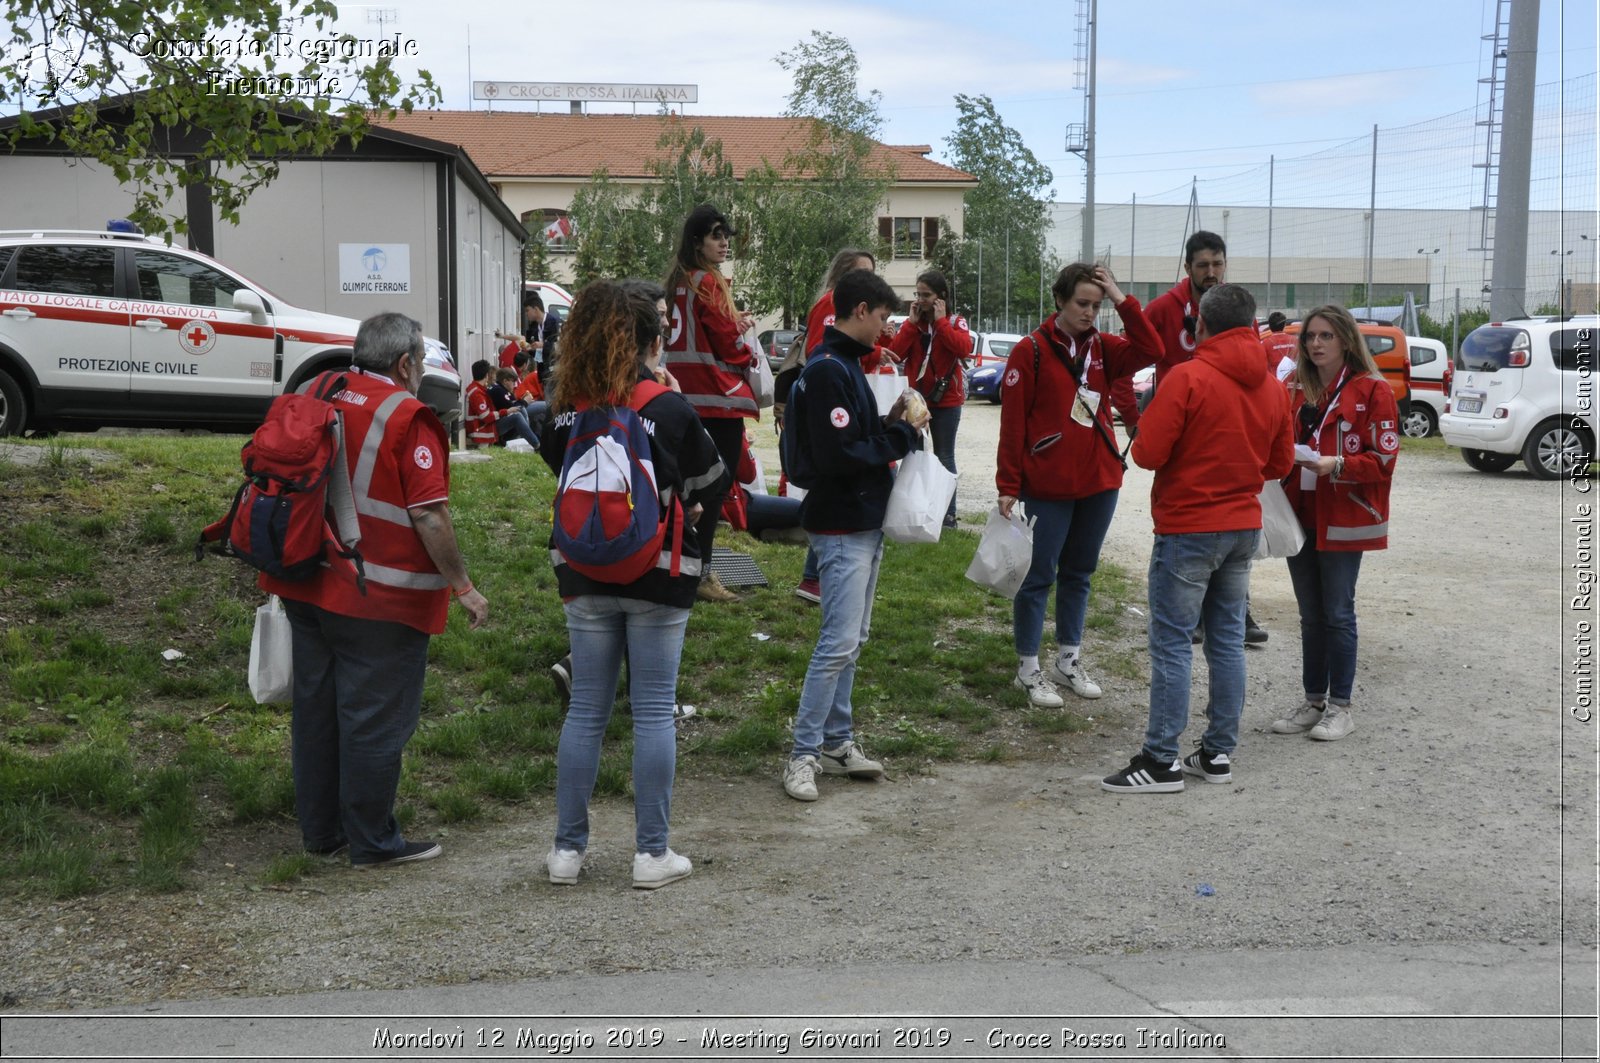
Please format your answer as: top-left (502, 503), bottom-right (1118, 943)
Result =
top-left (0, 229), bottom-right (461, 436)
top-left (1402, 335), bottom-right (1448, 438)
top-left (1439, 316), bottom-right (1596, 479)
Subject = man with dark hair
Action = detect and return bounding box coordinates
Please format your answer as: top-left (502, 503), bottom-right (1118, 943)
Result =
top-left (1145, 230), bottom-right (1269, 644)
top-left (464, 359), bottom-right (498, 448)
top-left (523, 293), bottom-right (561, 382)
top-left (265, 311), bottom-right (489, 865)
top-left (781, 269), bottom-right (930, 802)
top-left (1102, 285), bottom-right (1293, 793)
top-left (1261, 310), bottom-right (1298, 382)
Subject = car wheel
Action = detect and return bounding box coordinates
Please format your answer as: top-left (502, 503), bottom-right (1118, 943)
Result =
top-left (1402, 405), bottom-right (1437, 439)
top-left (1521, 419), bottom-right (1594, 481)
top-left (1461, 447), bottom-right (1518, 473)
top-left (0, 370), bottom-right (26, 436)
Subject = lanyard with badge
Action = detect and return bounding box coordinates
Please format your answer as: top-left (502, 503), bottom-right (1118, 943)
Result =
top-left (1040, 327), bottom-right (1129, 468)
top-left (1298, 368), bottom-right (1350, 489)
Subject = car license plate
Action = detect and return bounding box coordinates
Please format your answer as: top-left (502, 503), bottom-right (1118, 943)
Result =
top-left (1458, 397), bottom-right (1482, 413)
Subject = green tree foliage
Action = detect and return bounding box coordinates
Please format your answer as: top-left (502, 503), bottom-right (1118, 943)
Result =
top-left (941, 94), bottom-right (1055, 331)
top-left (566, 170), bottom-right (657, 287)
top-left (1, 0), bottom-right (439, 236)
top-left (739, 32), bottom-right (892, 326)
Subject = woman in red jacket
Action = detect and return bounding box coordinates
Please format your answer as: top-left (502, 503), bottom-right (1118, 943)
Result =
top-left (997, 263), bottom-right (1161, 707)
top-left (890, 270), bottom-right (969, 528)
top-left (663, 203), bottom-right (757, 603)
top-left (1272, 304), bottom-right (1398, 743)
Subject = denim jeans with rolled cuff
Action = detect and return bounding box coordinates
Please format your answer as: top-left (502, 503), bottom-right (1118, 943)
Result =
top-left (791, 530), bottom-right (884, 759)
top-left (1285, 543), bottom-right (1364, 704)
top-left (1011, 489), bottom-right (1120, 657)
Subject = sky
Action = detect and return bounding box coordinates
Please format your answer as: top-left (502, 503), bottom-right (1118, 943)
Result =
top-left (327, 0), bottom-right (1597, 207)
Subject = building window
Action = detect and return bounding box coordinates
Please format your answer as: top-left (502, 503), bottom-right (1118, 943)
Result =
top-left (878, 216), bottom-right (941, 261)
top-left (524, 208), bottom-right (574, 255)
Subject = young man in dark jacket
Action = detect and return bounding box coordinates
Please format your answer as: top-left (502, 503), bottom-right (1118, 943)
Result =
top-left (781, 269), bottom-right (930, 802)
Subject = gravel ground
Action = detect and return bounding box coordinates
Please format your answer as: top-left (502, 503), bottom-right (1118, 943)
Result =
top-left (4, 404), bottom-right (1594, 1010)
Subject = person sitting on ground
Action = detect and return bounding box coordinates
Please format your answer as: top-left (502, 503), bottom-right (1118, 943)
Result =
top-left (485, 366), bottom-right (540, 449)
top-left (464, 359), bottom-right (498, 448)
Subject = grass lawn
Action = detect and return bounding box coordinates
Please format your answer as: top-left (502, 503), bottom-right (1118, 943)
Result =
top-left (0, 435), bottom-right (1141, 898)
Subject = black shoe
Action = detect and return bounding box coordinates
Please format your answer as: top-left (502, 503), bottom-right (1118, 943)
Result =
top-left (353, 840), bottom-right (442, 869)
top-left (551, 654), bottom-right (572, 705)
top-left (305, 840), bottom-right (348, 858)
top-left (1244, 612), bottom-right (1268, 645)
top-left (1101, 752), bottom-right (1185, 793)
top-left (1181, 747), bottom-right (1233, 784)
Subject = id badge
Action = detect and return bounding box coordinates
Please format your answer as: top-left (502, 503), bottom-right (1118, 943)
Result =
top-left (1072, 387), bottom-right (1100, 428)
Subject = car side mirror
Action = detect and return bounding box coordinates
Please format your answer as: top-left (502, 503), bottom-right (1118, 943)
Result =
top-left (232, 289), bottom-right (268, 324)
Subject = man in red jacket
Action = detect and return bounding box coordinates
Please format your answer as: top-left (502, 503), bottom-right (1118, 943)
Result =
top-left (1102, 284), bottom-right (1294, 794)
top-left (1145, 230), bottom-right (1270, 645)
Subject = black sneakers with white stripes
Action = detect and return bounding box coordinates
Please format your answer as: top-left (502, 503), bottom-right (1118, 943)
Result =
top-left (1181, 746), bottom-right (1233, 784)
top-left (1101, 752), bottom-right (1185, 793)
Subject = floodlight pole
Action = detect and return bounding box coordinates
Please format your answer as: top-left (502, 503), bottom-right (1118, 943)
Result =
top-left (1080, 0), bottom-right (1097, 263)
top-left (1490, 0), bottom-right (1540, 320)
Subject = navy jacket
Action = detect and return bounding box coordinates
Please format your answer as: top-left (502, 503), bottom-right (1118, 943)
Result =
top-left (786, 326), bottom-right (919, 533)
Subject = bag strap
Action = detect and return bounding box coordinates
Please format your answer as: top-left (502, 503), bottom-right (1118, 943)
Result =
top-left (1031, 330), bottom-right (1130, 469)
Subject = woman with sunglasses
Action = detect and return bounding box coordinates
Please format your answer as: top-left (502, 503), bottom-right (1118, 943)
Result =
top-left (1272, 305), bottom-right (1399, 743)
top-left (663, 203), bottom-right (758, 603)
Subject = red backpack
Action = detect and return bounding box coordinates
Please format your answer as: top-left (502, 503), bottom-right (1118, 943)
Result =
top-left (196, 373), bottom-right (365, 589)
top-left (551, 380), bottom-right (681, 584)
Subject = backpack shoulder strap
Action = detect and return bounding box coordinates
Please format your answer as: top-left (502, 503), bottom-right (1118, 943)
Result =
top-left (629, 380), bottom-right (672, 411)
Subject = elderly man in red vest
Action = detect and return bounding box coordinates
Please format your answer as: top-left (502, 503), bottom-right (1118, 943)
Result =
top-left (263, 312), bottom-right (489, 868)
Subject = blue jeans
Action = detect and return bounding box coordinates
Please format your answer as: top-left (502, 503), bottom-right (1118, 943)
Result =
top-left (1285, 545), bottom-right (1364, 704)
top-left (282, 599), bottom-right (429, 863)
top-left (929, 405), bottom-right (961, 523)
top-left (557, 596), bottom-right (690, 856)
top-left (1012, 490), bottom-right (1120, 656)
top-left (495, 408), bottom-right (539, 448)
top-left (791, 530), bottom-right (884, 759)
top-left (1144, 530), bottom-right (1259, 762)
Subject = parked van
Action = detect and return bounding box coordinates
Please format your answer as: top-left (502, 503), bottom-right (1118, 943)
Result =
top-left (1403, 336), bottom-right (1449, 438)
top-left (1286, 319), bottom-right (1412, 419)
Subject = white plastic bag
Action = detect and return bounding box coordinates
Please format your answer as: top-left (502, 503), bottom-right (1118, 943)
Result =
top-left (867, 371), bottom-right (906, 417)
top-left (248, 595), bottom-right (294, 704)
top-left (745, 332), bottom-right (776, 409)
top-left (1254, 479), bottom-right (1306, 559)
top-left (966, 506), bottom-right (1035, 599)
top-left (883, 435), bottom-right (958, 544)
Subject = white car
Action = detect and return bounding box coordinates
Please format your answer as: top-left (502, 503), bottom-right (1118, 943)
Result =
top-left (1439, 316), bottom-right (1597, 478)
top-left (1402, 336), bottom-right (1449, 438)
top-left (0, 228), bottom-right (461, 436)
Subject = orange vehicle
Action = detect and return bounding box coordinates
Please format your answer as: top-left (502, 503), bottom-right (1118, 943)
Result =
top-left (1284, 319), bottom-right (1412, 417)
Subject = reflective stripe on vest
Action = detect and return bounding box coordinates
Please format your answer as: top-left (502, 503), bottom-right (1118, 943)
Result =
top-left (343, 387), bottom-right (450, 592)
top-left (1327, 522), bottom-right (1387, 542)
top-left (550, 549), bottom-right (704, 579)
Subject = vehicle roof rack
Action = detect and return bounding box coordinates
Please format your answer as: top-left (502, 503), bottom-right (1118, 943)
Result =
top-left (0, 229), bottom-right (164, 243)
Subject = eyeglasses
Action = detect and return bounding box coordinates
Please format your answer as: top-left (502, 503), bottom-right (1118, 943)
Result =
top-left (1305, 330), bottom-right (1338, 343)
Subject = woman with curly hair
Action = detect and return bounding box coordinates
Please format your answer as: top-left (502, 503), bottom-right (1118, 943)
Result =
top-left (539, 279), bottom-right (730, 890)
top-left (662, 203), bottom-right (758, 602)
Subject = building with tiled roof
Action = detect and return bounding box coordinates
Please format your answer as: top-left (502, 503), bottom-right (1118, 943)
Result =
top-left (374, 110), bottom-right (978, 294)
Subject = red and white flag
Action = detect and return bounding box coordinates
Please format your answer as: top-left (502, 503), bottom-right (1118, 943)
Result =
top-left (542, 216), bottom-right (575, 242)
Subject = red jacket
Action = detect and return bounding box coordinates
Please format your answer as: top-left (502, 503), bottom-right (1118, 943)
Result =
top-left (1145, 277), bottom-right (1203, 383)
top-left (804, 294), bottom-right (836, 356)
top-left (1261, 331), bottom-right (1298, 379)
top-left (889, 313), bottom-right (970, 407)
top-left (262, 370), bottom-right (453, 634)
top-left (996, 296), bottom-right (1161, 501)
top-left (664, 269), bottom-right (758, 421)
top-left (1283, 370), bottom-right (1398, 551)
top-left (464, 379), bottom-right (496, 446)
top-left (1130, 328), bottom-right (1295, 535)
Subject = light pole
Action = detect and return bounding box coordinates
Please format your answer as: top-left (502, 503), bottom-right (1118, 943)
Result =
top-left (1417, 248), bottom-right (1440, 320)
top-left (1583, 235), bottom-right (1595, 314)
top-left (1552, 249), bottom-right (1574, 314)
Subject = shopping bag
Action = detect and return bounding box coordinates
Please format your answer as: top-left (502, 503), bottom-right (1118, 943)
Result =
top-left (248, 595), bottom-right (294, 704)
top-left (882, 436), bottom-right (958, 544)
top-left (867, 371), bottom-right (905, 417)
top-left (1254, 479), bottom-right (1306, 559)
top-left (745, 331), bottom-right (776, 409)
top-left (965, 506), bottom-right (1035, 599)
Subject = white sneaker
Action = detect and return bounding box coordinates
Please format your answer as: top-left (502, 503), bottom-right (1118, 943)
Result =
top-left (632, 848), bottom-right (692, 889)
top-left (1014, 667), bottom-right (1064, 708)
top-left (1271, 700), bottom-right (1326, 734)
top-left (1047, 657), bottom-right (1102, 699)
top-left (546, 846), bottom-right (584, 885)
top-left (1308, 706), bottom-right (1355, 741)
top-left (783, 755), bottom-right (820, 801)
top-left (819, 740), bottom-right (884, 778)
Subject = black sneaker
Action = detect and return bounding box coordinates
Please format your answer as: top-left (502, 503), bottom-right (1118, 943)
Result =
top-left (551, 654), bottom-right (572, 705)
top-left (1181, 747), bottom-right (1233, 784)
top-left (1101, 752), bottom-right (1185, 794)
top-left (353, 840), bottom-right (442, 869)
top-left (1244, 611), bottom-right (1268, 645)
top-left (305, 840), bottom-right (348, 858)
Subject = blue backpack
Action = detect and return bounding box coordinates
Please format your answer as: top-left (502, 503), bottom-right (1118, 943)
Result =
top-left (551, 380), bottom-right (682, 584)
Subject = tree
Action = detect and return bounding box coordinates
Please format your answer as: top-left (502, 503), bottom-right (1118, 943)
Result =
top-left (1, 0), bottom-right (438, 236)
top-left (565, 169), bottom-right (657, 286)
top-left (739, 32), bottom-right (892, 326)
top-left (941, 94), bottom-right (1054, 331)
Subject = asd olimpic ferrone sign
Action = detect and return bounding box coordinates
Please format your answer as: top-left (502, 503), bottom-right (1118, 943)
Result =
top-left (472, 82), bottom-right (698, 104)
